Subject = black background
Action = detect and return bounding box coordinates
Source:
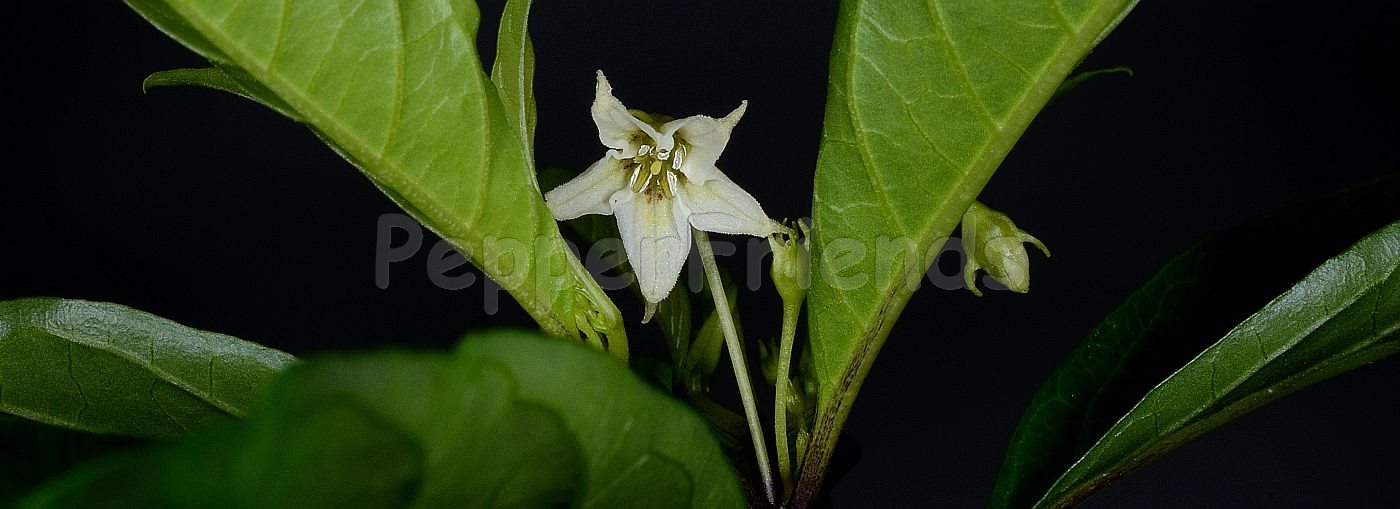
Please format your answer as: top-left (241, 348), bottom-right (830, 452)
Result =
top-left (3, 1), bottom-right (1399, 507)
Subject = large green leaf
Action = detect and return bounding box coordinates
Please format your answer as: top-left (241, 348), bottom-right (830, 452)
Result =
top-left (125, 0), bottom-right (626, 354)
top-left (454, 332), bottom-right (744, 508)
top-left (0, 416), bottom-right (142, 506)
top-left (798, 0), bottom-right (1138, 502)
top-left (0, 298), bottom-right (295, 438)
top-left (989, 177), bottom-right (1400, 508)
top-left (21, 330), bottom-right (745, 508)
top-left (1022, 219), bottom-right (1400, 508)
top-left (20, 389), bottom-right (429, 509)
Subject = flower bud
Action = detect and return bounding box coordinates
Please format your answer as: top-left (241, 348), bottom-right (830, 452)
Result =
top-left (961, 201), bottom-right (1050, 296)
top-left (768, 220), bottom-right (811, 304)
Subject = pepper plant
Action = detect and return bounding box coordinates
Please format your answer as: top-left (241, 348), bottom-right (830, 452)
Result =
top-left (3, 1), bottom-right (1398, 508)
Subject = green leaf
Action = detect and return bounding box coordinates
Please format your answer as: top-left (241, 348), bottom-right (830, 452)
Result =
top-left (799, 0), bottom-right (1138, 501)
top-left (1036, 220), bottom-right (1400, 507)
top-left (490, 0), bottom-right (537, 167)
top-left (989, 176), bottom-right (1400, 509)
top-left (23, 330), bottom-right (745, 508)
top-left (455, 331), bottom-right (744, 508)
top-left (1049, 66), bottom-right (1133, 103)
top-left (143, 66), bottom-right (302, 121)
top-left (0, 416), bottom-right (142, 506)
top-left (125, 0), bottom-right (626, 354)
top-left (0, 298), bottom-right (295, 438)
top-left (21, 393), bottom-right (428, 509)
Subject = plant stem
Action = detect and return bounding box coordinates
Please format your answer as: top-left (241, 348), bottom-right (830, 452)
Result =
top-left (774, 300), bottom-right (801, 496)
top-left (694, 228), bottom-right (775, 504)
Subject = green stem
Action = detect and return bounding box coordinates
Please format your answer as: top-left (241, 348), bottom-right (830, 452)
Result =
top-left (774, 301), bottom-right (801, 497)
top-left (694, 229), bottom-right (775, 504)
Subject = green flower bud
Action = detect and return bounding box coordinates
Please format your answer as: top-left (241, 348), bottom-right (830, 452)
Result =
top-left (961, 201), bottom-right (1050, 296)
top-left (768, 220), bottom-right (811, 304)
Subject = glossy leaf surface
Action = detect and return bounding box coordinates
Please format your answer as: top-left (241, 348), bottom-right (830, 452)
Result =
top-left (0, 298), bottom-right (294, 438)
top-left (21, 330), bottom-right (744, 508)
top-left (126, 0), bottom-right (624, 352)
top-left (1032, 220), bottom-right (1400, 508)
top-left (991, 177), bottom-right (1400, 508)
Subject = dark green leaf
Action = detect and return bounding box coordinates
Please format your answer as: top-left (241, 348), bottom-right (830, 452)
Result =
top-left (1038, 220), bottom-right (1400, 507)
top-left (0, 298), bottom-right (295, 438)
top-left (1048, 66), bottom-right (1133, 103)
top-left (459, 332), bottom-right (743, 508)
top-left (0, 416), bottom-right (142, 506)
top-left (990, 177), bottom-right (1400, 509)
top-left (20, 396), bottom-right (426, 509)
top-left (125, 0), bottom-right (626, 352)
top-left (798, 0), bottom-right (1139, 502)
top-left (22, 330), bottom-right (744, 508)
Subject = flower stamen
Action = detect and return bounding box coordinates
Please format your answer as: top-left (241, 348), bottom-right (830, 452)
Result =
top-left (625, 142), bottom-right (689, 201)
top-left (671, 144), bottom-right (686, 170)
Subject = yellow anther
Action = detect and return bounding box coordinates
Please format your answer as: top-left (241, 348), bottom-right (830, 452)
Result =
top-left (621, 141), bottom-right (692, 200)
top-left (659, 172), bottom-right (674, 198)
top-left (630, 166), bottom-right (647, 193)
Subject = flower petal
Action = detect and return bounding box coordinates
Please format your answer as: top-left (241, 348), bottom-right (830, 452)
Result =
top-left (678, 174), bottom-right (776, 237)
top-left (612, 190), bottom-right (692, 304)
top-left (661, 101), bottom-right (746, 184)
top-left (592, 71), bottom-right (668, 157)
top-left (544, 156), bottom-right (625, 220)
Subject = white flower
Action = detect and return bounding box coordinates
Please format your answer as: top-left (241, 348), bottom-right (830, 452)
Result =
top-left (545, 72), bottom-right (777, 305)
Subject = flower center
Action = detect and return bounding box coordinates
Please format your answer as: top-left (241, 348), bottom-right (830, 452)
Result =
top-left (625, 142), bottom-right (689, 201)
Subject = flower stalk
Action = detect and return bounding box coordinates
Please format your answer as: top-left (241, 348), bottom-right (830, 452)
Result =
top-left (768, 222), bottom-right (810, 496)
top-left (695, 228), bottom-right (775, 504)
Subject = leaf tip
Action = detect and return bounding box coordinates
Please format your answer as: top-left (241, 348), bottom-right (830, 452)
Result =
top-left (140, 71), bottom-right (172, 94)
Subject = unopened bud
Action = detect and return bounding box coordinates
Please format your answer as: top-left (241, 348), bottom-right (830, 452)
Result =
top-left (768, 220), bottom-right (811, 304)
top-left (961, 201), bottom-right (1050, 296)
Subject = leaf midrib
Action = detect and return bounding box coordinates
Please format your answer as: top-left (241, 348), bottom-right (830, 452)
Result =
top-left (823, 0), bottom-right (1112, 355)
top-left (800, 0), bottom-right (1141, 504)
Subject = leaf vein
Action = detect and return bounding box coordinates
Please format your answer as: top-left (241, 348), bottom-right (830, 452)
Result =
top-left (842, 60), bottom-right (906, 234)
top-left (380, 1), bottom-right (407, 155)
top-left (67, 342), bottom-right (87, 421)
top-left (1042, 0), bottom-right (1076, 32)
top-left (264, 0), bottom-right (293, 71)
top-left (923, 0), bottom-right (998, 129)
top-left (150, 380), bottom-right (190, 433)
